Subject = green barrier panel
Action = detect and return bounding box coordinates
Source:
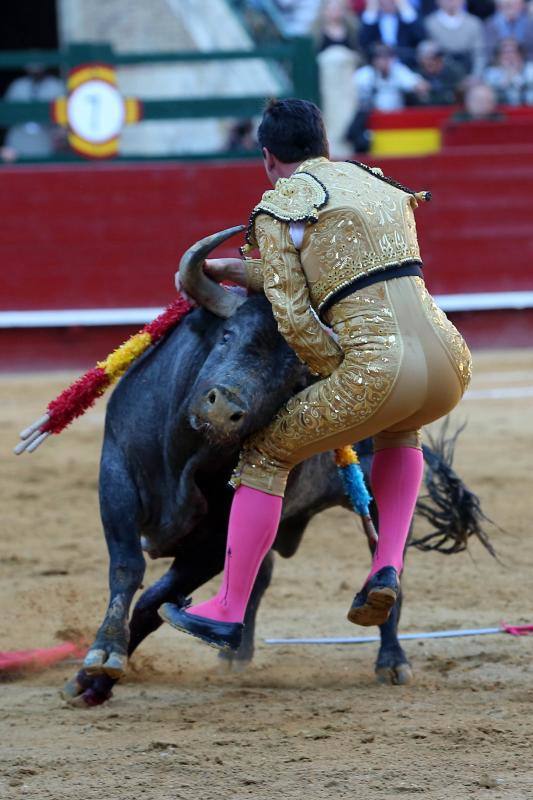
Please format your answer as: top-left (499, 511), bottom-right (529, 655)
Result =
top-left (0, 39), bottom-right (319, 162)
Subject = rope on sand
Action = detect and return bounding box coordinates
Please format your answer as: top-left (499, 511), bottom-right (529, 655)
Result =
top-left (265, 623), bottom-right (533, 646)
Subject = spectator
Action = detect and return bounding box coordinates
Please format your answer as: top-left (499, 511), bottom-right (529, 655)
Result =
top-left (484, 0), bottom-right (533, 61)
top-left (424, 0), bottom-right (486, 75)
top-left (415, 39), bottom-right (466, 103)
top-left (354, 42), bottom-right (429, 110)
top-left (359, 0), bottom-right (425, 67)
top-left (318, 38), bottom-right (360, 156)
top-left (452, 80), bottom-right (504, 119)
top-left (484, 37), bottom-right (533, 104)
top-left (315, 0), bottom-right (361, 53)
top-left (2, 64), bottom-right (64, 160)
top-left (225, 119), bottom-right (257, 152)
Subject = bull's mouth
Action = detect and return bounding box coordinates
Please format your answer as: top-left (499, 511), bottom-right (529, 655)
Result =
top-left (188, 412), bottom-right (239, 446)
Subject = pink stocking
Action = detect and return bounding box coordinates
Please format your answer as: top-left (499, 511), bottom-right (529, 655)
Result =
top-left (368, 446), bottom-right (424, 580)
top-left (188, 486), bottom-right (283, 623)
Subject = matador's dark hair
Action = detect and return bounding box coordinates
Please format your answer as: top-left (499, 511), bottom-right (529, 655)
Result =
top-left (257, 98), bottom-right (329, 164)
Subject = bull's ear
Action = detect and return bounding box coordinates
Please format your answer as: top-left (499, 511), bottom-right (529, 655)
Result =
top-left (178, 226), bottom-right (247, 318)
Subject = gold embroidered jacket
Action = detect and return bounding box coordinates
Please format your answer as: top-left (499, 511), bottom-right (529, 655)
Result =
top-left (243, 156), bottom-right (429, 378)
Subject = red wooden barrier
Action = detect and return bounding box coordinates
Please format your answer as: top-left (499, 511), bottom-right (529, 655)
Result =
top-left (1, 146), bottom-right (532, 367)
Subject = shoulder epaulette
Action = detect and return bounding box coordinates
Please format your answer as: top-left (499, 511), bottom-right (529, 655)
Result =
top-left (242, 171), bottom-right (329, 252)
top-left (347, 160), bottom-right (431, 204)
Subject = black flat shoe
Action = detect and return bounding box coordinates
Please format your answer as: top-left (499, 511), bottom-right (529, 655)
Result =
top-left (347, 566), bottom-right (400, 627)
top-left (158, 602), bottom-right (243, 652)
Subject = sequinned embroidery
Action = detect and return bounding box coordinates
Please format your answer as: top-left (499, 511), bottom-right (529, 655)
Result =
top-left (232, 284), bottom-right (402, 493)
top-left (305, 208), bottom-right (422, 312)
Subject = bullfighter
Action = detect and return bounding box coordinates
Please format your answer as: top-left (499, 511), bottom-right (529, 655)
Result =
top-left (160, 98), bottom-right (472, 650)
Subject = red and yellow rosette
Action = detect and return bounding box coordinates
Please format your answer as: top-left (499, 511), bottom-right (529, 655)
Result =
top-left (52, 63), bottom-right (142, 159)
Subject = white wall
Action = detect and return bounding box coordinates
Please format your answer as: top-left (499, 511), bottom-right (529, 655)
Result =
top-left (58, 0), bottom-right (283, 155)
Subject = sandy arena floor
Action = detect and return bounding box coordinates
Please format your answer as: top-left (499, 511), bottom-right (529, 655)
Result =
top-left (1, 348), bottom-right (532, 800)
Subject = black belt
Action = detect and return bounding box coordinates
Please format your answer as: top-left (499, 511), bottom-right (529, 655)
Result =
top-left (319, 261), bottom-right (423, 320)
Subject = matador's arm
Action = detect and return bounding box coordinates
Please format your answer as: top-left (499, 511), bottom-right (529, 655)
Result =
top-left (253, 214), bottom-right (343, 378)
top-left (243, 256), bottom-right (264, 293)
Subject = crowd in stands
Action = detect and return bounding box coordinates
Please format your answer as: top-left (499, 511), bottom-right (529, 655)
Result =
top-left (4, 2), bottom-right (533, 160)
top-left (0, 64), bottom-right (65, 162)
top-left (233, 0), bottom-right (533, 152)
top-left (243, 0), bottom-right (533, 113)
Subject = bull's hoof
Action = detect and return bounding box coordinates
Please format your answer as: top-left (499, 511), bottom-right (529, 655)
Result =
top-left (83, 648), bottom-right (106, 673)
top-left (83, 647), bottom-right (127, 679)
top-left (99, 652), bottom-right (127, 679)
top-left (375, 662), bottom-right (413, 686)
top-left (60, 670), bottom-right (114, 708)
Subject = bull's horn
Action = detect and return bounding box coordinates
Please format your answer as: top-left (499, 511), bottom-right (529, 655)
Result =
top-left (178, 225), bottom-right (247, 319)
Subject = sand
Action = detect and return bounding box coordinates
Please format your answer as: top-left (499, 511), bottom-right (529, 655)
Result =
top-left (1, 349), bottom-right (532, 800)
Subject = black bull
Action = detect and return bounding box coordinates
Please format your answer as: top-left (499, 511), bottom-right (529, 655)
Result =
top-left (63, 293), bottom-right (489, 707)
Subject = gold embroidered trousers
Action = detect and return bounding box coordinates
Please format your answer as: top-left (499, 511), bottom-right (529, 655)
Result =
top-left (232, 276), bottom-right (472, 496)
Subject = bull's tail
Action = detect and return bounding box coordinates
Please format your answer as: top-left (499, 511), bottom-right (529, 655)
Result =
top-left (411, 420), bottom-right (496, 557)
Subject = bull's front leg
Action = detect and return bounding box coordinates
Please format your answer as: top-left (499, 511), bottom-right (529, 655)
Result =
top-left (63, 525), bottom-right (229, 707)
top-left (82, 451), bottom-right (145, 680)
top-left (82, 538), bottom-right (145, 679)
top-left (63, 559), bottom-right (184, 707)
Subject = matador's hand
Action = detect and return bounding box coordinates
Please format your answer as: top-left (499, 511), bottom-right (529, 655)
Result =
top-left (175, 257), bottom-right (248, 303)
top-left (204, 258), bottom-right (248, 287)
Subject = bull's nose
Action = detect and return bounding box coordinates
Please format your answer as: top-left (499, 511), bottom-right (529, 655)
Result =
top-left (202, 386), bottom-right (245, 427)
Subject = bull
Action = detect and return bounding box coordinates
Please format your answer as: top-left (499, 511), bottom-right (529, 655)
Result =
top-left (61, 228), bottom-right (491, 707)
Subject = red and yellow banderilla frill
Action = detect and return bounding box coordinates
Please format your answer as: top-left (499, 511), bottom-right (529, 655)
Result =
top-left (14, 296), bottom-right (193, 453)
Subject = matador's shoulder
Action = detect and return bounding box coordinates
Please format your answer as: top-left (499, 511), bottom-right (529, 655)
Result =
top-left (242, 171), bottom-right (328, 252)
